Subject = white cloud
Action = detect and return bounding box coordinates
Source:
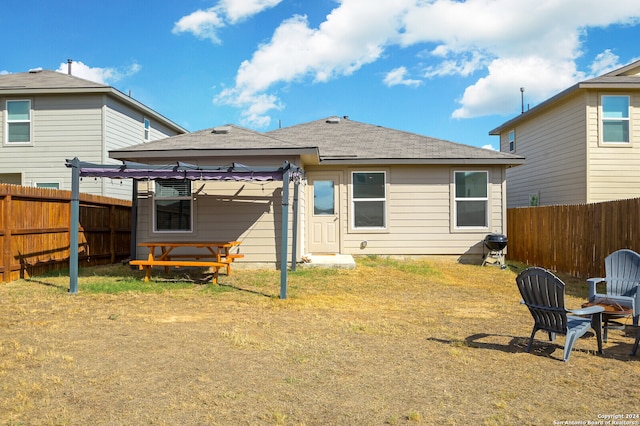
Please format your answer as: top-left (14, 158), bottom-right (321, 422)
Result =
top-left (214, 0), bottom-right (640, 126)
top-left (216, 1), bottom-right (412, 127)
top-left (588, 49), bottom-right (624, 76)
top-left (383, 67), bottom-right (421, 87)
top-left (423, 51), bottom-right (487, 78)
top-left (56, 61), bottom-right (141, 85)
top-left (215, 87), bottom-right (283, 127)
top-left (173, 0), bottom-right (283, 44)
top-left (221, 0), bottom-right (283, 23)
top-left (172, 9), bottom-right (225, 44)
top-left (452, 56), bottom-right (582, 118)
top-left (482, 144), bottom-right (497, 151)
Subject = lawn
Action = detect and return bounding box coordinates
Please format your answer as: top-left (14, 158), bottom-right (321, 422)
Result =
top-left (0, 256), bottom-right (639, 425)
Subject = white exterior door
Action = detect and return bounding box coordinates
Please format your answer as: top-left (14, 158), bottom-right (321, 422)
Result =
top-left (307, 172), bottom-right (341, 253)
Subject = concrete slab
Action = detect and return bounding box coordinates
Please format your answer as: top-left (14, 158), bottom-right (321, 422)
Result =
top-left (300, 254), bottom-right (356, 269)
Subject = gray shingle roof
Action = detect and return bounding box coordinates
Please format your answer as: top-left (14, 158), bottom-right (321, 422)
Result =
top-left (0, 69), bottom-right (109, 90)
top-left (268, 117), bottom-right (523, 163)
top-left (117, 125), bottom-right (312, 151)
top-left (113, 117), bottom-right (522, 165)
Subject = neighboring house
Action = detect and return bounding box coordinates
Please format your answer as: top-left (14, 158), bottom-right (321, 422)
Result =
top-left (108, 117), bottom-right (523, 265)
top-left (490, 60), bottom-right (640, 208)
top-left (0, 68), bottom-right (187, 199)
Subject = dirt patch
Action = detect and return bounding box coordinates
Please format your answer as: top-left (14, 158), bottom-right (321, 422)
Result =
top-left (1, 258), bottom-right (639, 425)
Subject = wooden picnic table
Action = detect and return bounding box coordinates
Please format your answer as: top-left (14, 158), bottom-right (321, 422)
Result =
top-left (130, 241), bottom-right (244, 284)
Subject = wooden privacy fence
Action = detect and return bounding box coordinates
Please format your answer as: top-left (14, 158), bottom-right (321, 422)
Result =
top-left (507, 197), bottom-right (640, 279)
top-left (0, 184), bottom-right (131, 282)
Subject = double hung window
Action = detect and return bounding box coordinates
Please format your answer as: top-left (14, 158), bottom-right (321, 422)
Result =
top-left (601, 95), bottom-right (630, 143)
top-left (5, 100), bottom-right (31, 144)
top-left (154, 180), bottom-right (192, 232)
top-left (144, 118), bottom-right (150, 141)
top-left (352, 171), bottom-right (386, 229)
top-left (508, 130), bottom-right (515, 152)
top-left (454, 171), bottom-right (488, 228)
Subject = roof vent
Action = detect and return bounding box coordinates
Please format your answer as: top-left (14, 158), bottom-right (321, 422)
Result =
top-left (326, 116), bottom-right (341, 124)
top-left (28, 68), bottom-right (43, 73)
top-left (212, 126), bottom-right (231, 134)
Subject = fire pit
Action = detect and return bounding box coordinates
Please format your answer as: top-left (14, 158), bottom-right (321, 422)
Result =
top-left (582, 300), bottom-right (633, 343)
top-left (482, 233), bottom-right (508, 269)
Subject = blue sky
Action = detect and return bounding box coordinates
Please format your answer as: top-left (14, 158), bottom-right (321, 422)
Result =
top-left (3, 0), bottom-right (640, 149)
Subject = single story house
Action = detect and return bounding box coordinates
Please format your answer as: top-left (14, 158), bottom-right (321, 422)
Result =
top-left (98, 116), bottom-right (523, 267)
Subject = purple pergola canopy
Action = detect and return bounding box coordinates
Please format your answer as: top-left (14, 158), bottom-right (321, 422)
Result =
top-left (67, 159), bottom-right (297, 181)
top-left (65, 158), bottom-right (301, 298)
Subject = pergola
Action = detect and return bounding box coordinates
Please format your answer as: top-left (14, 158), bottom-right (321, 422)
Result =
top-left (66, 158), bottom-right (302, 298)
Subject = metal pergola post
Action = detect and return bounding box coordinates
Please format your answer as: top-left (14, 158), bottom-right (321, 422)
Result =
top-left (69, 158), bottom-right (80, 294)
top-left (279, 168), bottom-right (291, 299)
top-left (130, 182), bottom-right (138, 260)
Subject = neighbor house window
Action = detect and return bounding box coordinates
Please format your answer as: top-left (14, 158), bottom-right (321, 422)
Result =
top-left (144, 118), bottom-right (150, 141)
top-left (5, 100), bottom-right (31, 144)
top-left (508, 130), bottom-right (515, 152)
top-left (154, 180), bottom-right (192, 232)
top-left (454, 171), bottom-right (488, 228)
top-left (602, 95), bottom-right (629, 143)
top-left (36, 182), bottom-right (60, 189)
top-left (352, 171), bottom-right (386, 229)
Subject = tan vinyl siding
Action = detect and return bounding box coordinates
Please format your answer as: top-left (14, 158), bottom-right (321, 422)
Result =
top-left (0, 93), bottom-right (183, 199)
top-left (339, 165), bottom-right (504, 256)
top-left (0, 94), bottom-right (103, 191)
top-left (105, 97), bottom-right (181, 150)
top-left (587, 91), bottom-right (640, 202)
top-left (134, 156), bottom-right (303, 264)
top-left (134, 163), bottom-right (507, 263)
top-left (104, 97), bottom-right (183, 199)
top-left (135, 180), bottom-right (297, 264)
top-left (504, 92), bottom-right (587, 207)
top-left (104, 98), bottom-right (145, 200)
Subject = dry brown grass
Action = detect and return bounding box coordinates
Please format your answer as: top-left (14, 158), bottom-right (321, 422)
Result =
top-left (1, 257), bottom-right (639, 425)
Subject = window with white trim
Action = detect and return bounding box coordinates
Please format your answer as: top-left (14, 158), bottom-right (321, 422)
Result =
top-left (154, 180), bottom-right (192, 232)
top-left (454, 171), bottom-right (488, 228)
top-left (601, 95), bottom-right (629, 143)
top-left (36, 182), bottom-right (60, 189)
top-left (5, 100), bottom-right (31, 144)
top-left (508, 129), bottom-right (515, 152)
top-left (352, 171), bottom-right (386, 229)
top-left (144, 118), bottom-right (150, 141)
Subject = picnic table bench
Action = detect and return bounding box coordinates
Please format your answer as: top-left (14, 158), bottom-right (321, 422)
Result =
top-left (129, 241), bottom-right (244, 284)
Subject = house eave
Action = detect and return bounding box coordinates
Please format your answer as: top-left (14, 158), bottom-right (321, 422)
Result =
top-left (317, 158), bottom-right (525, 166)
top-left (1, 86), bottom-right (188, 134)
top-left (577, 82), bottom-right (640, 90)
top-left (110, 147), bottom-right (320, 162)
top-left (489, 83), bottom-right (581, 135)
top-left (489, 79), bottom-right (640, 135)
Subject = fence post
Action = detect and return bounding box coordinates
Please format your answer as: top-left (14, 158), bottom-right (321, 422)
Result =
top-left (110, 205), bottom-right (116, 264)
top-left (1, 193), bottom-right (10, 282)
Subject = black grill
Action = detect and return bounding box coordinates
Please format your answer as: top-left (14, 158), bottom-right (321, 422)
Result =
top-left (482, 233), bottom-right (508, 269)
top-left (484, 233), bottom-right (508, 251)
